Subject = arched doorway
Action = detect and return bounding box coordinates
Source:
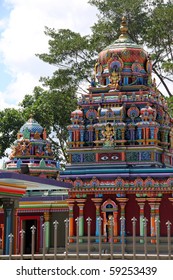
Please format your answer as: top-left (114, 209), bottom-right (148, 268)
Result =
top-left (101, 199), bottom-right (118, 242)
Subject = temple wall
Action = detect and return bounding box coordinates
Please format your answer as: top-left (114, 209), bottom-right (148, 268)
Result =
top-left (160, 194), bottom-right (173, 235)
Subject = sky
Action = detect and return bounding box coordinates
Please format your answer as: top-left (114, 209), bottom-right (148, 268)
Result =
top-left (0, 0), bottom-right (98, 109)
top-left (0, 0), bottom-right (170, 111)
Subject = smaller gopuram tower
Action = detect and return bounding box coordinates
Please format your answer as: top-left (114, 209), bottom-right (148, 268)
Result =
top-left (60, 16), bottom-right (173, 244)
top-left (1, 117), bottom-right (71, 255)
top-left (5, 116), bottom-right (60, 178)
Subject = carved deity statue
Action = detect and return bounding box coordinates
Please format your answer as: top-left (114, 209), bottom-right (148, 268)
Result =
top-left (102, 123), bottom-right (114, 142)
top-left (9, 142), bottom-right (22, 159)
top-left (106, 215), bottom-right (113, 242)
top-left (34, 131), bottom-right (40, 139)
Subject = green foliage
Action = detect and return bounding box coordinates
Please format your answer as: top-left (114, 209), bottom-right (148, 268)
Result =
top-left (0, 108), bottom-right (25, 157)
top-left (89, 0), bottom-right (149, 48)
top-left (37, 28), bottom-right (97, 85)
top-left (166, 96), bottom-right (173, 118)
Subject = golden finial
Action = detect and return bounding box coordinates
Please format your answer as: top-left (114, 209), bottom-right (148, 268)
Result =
top-left (119, 16), bottom-right (129, 40)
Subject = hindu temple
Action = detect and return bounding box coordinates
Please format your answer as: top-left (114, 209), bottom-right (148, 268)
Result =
top-left (60, 16), bottom-right (173, 245)
top-left (1, 16), bottom-right (173, 256)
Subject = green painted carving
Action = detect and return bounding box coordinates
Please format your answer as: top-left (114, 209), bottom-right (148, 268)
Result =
top-left (39, 158), bottom-right (46, 167)
top-left (23, 128), bottom-right (30, 139)
top-left (126, 152), bottom-right (138, 161)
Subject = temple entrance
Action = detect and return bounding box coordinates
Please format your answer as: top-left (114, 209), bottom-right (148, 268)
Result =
top-left (23, 219), bottom-right (37, 254)
top-left (101, 199), bottom-right (118, 242)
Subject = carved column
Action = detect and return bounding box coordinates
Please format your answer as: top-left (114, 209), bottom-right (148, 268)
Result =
top-left (91, 198), bottom-right (102, 237)
top-left (66, 199), bottom-right (75, 242)
top-left (14, 210), bottom-right (20, 254)
top-left (2, 199), bottom-right (18, 255)
top-left (44, 212), bottom-right (51, 250)
top-left (147, 198), bottom-right (161, 243)
top-left (76, 199), bottom-right (86, 241)
top-left (121, 128), bottom-right (125, 144)
top-left (145, 127), bottom-right (150, 145)
top-left (136, 198), bottom-right (146, 241)
top-left (116, 198), bottom-right (129, 236)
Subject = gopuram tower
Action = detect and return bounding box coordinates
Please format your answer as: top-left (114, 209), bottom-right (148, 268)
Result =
top-left (60, 17), bottom-right (173, 245)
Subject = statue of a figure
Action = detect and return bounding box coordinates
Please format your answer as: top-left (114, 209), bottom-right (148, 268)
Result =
top-left (9, 142), bottom-right (22, 159)
top-left (21, 141), bottom-right (31, 156)
top-left (102, 123), bottom-right (114, 142)
top-left (34, 131), bottom-right (40, 139)
top-left (106, 215), bottom-right (113, 242)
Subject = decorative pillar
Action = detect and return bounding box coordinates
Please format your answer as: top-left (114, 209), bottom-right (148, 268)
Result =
top-left (88, 128), bottom-right (94, 142)
top-left (145, 127), bottom-right (149, 145)
top-left (136, 198), bottom-right (146, 241)
top-left (113, 211), bottom-right (118, 242)
top-left (76, 199), bottom-right (86, 241)
top-left (15, 210), bottom-right (20, 254)
top-left (143, 128), bottom-right (146, 143)
top-left (68, 130), bottom-right (72, 142)
top-left (150, 127), bottom-right (155, 144)
top-left (116, 198), bottom-right (129, 236)
top-left (154, 127), bottom-right (159, 140)
top-left (91, 198), bottom-right (102, 237)
top-left (137, 127), bottom-right (142, 145)
top-left (121, 128), bottom-right (125, 144)
top-left (2, 199), bottom-right (17, 255)
top-left (80, 130), bottom-right (84, 142)
top-left (76, 130), bottom-right (80, 142)
top-left (95, 130), bottom-right (99, 146)
top-left (0, 223), bottom-right (4, 250)
top-left (44, 212), bottom-right (51, 251)
top-left (66, 199), bottom-right (75, 242)
top-left (147, 198), bottom-right (161, 243)
top-left (138, 127), bottom-right (142, 139)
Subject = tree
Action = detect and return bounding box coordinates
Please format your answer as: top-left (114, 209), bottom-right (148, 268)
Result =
top-left (37, 28), bottom-right (97, 92)
top-left (144, 1), bottom-right (173, 96)
top-left (0, 108), bottom-right (25, 158)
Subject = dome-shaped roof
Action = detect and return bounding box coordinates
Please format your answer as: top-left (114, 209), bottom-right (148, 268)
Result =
top-left (140, 105), bottom-right (156, 122)
top-left (98, 16), bottom-right (147, 65)
top-left (95, 16), bottom-right (150, 86)
top-left (71, 107), bottom-right (83, 117)
top-left (20, 117), bottom-right (43, 134)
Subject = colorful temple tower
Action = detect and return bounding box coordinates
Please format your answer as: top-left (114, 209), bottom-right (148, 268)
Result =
top-left (60, 16), bottom-right (173, 244)
top-left (0, 116), bottom-right (71, 254)
top-left (6, 115), bottom-right (59, 178)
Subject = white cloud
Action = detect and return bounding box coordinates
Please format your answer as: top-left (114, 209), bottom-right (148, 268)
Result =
top-left (0, 0), bottom-right (98, 109)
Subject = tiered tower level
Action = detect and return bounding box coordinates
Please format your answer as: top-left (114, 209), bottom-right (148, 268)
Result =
top-left (61, 17), bottom-right (173, 238)
top-left (5, 116), bottom-right (60, 178)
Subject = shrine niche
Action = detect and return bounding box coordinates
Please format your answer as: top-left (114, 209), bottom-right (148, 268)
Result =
top-left (101, 199), bottom-right (118, 242)
top-left (101, 123), bottom-right (114, 147)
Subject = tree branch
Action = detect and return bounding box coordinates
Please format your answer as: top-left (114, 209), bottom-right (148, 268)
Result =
top-left (153, 66), bottom-right (172, 97)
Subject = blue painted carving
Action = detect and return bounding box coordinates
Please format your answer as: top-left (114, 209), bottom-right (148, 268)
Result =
top-left (72, 154), bottom-right (81, 163)
top-left (141, 152), bottom-right (151, 161)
